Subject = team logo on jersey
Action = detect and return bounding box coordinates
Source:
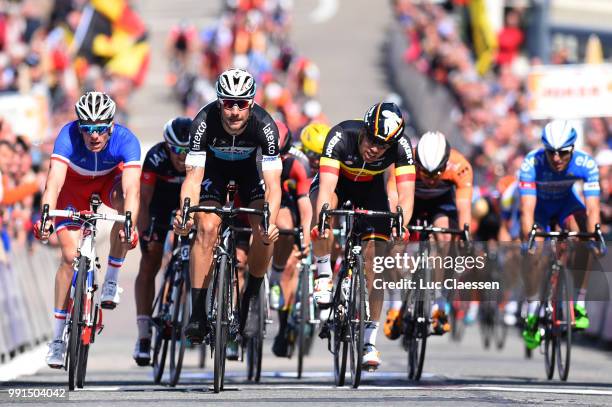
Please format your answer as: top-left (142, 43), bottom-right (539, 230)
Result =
top-left (382, 110), bottom-right (402, 136)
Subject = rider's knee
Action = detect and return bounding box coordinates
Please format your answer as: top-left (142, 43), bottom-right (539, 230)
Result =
top-left (196, 219), bottom-right (219, 246)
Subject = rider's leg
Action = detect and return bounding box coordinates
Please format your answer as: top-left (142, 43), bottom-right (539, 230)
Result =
top-left (271, 207), bottom-right (295, 309)
top-left (190, 207), bottom-right (222, 324)
top-left (135, 241), bottom-right (164, 336)
top-left (310, 189), bottom-right (338, 306)
top-left (46, 227), bottom-right (80, 367)
top-left (564, 210), bottom-right (591, 329)
top-left (238, 199), bottom-right (274, 336)
top-left (431, 215), bottom-right (452, 334)
top-left (364, 238), bottom-right (387, 347)
top-left (99, 182), bottom-right (130, 308)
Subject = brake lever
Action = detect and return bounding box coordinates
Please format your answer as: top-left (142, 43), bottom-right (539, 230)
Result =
top-left (180, 197), bottom-right (191, 230)
top-left (262, 202), bottom-right (270, 236)
top-left (318, 203), bottom-right (329, 237)
top-left (124, 211), bottom-right (132, 243)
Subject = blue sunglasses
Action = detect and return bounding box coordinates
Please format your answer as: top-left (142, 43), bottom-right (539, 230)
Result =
top-left (168, 144), bottom-right (189, 155)
top-left (79, 123), bottom-right (112, 135)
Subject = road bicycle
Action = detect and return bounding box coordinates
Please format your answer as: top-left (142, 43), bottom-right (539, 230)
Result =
top-left (180, 183), bottom-right (269, 393)
top-left (318, 202), bottom-right (401, 388)
top-left (41, 194), bottom-right (132, 390)
top-left (403, 222), bottom-right (469, 381)
top-left (525, 223), bottom-right (606, 381)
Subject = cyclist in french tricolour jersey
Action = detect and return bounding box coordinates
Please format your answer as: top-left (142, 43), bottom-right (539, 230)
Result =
top-left (34, 92), bottom-right (141, 368)
top-left (519, 120), bottom-right (601, 349)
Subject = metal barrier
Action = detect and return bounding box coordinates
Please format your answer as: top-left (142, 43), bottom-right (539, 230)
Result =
top-left (0, 245), bottom-right (57, 364)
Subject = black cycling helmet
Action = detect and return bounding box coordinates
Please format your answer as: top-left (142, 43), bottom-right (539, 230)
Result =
top-left (163, 117), bottom-right (192, 147)
top-left (363, 102), bottom-right (405, 145)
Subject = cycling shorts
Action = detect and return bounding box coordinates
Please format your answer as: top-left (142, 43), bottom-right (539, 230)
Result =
top-left (534, 189), bottom-right (586, 230)
top-left (412, 190), bottom-right (458, 227)
top-left (310, 174), bottom-right (390, 241)
top-left (200, 155), bottom-right (264, 206)
top-left (55, 169), bottom-right (122, 232)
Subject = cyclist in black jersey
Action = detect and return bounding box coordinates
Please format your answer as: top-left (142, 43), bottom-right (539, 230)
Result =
top-left (132, 117), bottom-right (193, 366)
top-left (174, 68), bottom-right (282, 343)
top-left (310, 102), bottom-right (416, 370)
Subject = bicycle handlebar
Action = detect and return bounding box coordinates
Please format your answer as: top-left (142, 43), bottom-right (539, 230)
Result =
top-left (527, 223), bottom-right (607, 255)
top-left (40, 204), bottom-right (131, 241)
top-left (179, 197), bottom-right (270, 235)
top-left (408, 222), bottom-right (471, 242)
top-left (318, 203), bottom-right (403, 239)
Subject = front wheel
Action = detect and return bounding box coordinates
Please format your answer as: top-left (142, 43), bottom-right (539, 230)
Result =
top-left (68, 257), bottom-right (87, 391)
top-left (169, 265), bottom-right (189, 387)
top-left (349, 255), bottom-right (366, 388)
top-left (555, 267), bottom-right (572, 381)
top-left (213, 255), bottom-right (229, 393)
top-left (297, 263), bottom-right (311, 379)
top-left (246, 282), bottom-right (266, 382)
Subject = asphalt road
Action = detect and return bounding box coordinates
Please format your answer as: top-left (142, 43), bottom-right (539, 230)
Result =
top-left (2, 1), bottom-right (612, 405)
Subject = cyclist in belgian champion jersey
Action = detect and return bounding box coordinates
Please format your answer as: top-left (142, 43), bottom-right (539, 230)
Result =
top-left (173, 68), bottom-right (282, 343)
top-left (310, 102), bottom-right (416, 370)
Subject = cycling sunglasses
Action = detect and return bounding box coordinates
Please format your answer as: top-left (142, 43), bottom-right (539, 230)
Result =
top-left (545, 147), bottom-right (573, 159)
top-left (418, 167), bottom-right (443, 180)
top-left (219, 98), bottom-right (252, 110)
top-left (79, 123), bottom-right (112, 135)
top-left (168, 144), bottom-right (189, 155)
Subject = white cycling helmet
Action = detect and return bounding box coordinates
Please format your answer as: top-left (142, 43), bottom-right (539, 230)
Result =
top-left (415, 131), bottom-right (450, 174)
top-left (75, 91), bottom-right (116, 122)
top-left (542, 120), bottom-right (577, 150)
top-left (216, 68), bottom-right (256, 99)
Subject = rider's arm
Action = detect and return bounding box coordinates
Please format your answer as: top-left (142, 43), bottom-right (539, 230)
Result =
top-left (263, 166), bottom-right (282, 224)
top-left (297, 196), bottom-right (313, 245)
top-left (41, 158), bottom-right (68, 210)
top-left (582, 156), bottom-right (602, 233)
top-left (585, 196), bottom-right (601, 234)
top-left (290, 158), bottom-right (313, 245)
top-left (453, 151), bottom-right (473, 229)
top-left (179, 106), bottom-right (210, 213)
top-left (395, 166), bottom-right (415, 227)
top-left (518, 153), bottom-right (538, 238)
top-left (121, 166), bottom-right (141, 223)
top-left (316, 157), bottom-right (340, 218)
top-left (520, 195), bottom-right (536, 239)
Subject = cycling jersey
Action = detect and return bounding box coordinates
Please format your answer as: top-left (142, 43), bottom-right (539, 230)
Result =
top-left (141, 142), bottom-right (193, 243)
top-left (318, 119), bottom-right (415, 183)
top-left (415, 149), bottom-right (473, 201)
top-left (518, 148), bottom-right (599, 228)
top-left (282, 147), bottom-right (312, 203)
top-left (186, 102), bottom-right (280, 169)
top-left (518, 148), bottom-right (600, 200)
top-left (185, 102), bottom-right (280, 205)
top-left (51, 120), bottom-right (141, 231)
top-left (314, 120), bottom-right (415, 241)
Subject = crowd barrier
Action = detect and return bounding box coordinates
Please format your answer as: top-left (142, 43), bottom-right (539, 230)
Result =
top-left (0, 245), bottom-right (56, 364)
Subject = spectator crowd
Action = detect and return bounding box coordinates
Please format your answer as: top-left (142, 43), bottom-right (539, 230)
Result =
top-left (392, 0), bottom-right (612, 234)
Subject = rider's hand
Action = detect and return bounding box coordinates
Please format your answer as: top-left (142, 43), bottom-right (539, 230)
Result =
top-left (311, 224), bottom-right (329, 240)
top-left (33, 219), bottom-right (53, 241)
top-left (294, 243), bottom-right (311, 259)
top-left (120, 227), bottom-right (139, 250)
top-left (173, 210), bottom-right (193, 236)
top-left (260, 223), bottom-right (279, 245)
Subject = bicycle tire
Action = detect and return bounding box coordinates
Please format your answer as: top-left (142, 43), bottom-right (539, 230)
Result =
top-left (494, 305), bottom-right (508, 350)
top-left (555, 266), bottom-right (572, 381)
top-left (297, 262), bottom-right (310, 379)
top-left (198, 344), bottom-right (207, 369)
top-left (76, 344), bottom-right (89, 388)
top-left (152, 272), bottom-right (172, 384)
top-left (332, 272), bottom-right (348, 387)
top-left (246, 283), bottom-right (265, 382)
top-left (169, 262), bottom-right (189, 387)
top-left (213, 255), bottom-right (229, 393)
top-left (68, 257), bottom-right (87, 391)
top-left (410, 267), bottom-right (430, 381)
top-left (349, 254), bottom-right (365, 389)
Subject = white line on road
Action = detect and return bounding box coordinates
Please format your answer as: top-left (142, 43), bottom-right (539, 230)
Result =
top-left (309, 0), bottom-right (338, 23)
top-left (0, 345), bottom-right (46, 381)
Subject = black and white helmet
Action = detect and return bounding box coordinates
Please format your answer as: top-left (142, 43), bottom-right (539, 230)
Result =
top-left (363, 102), bottom-right (405, 145)
top-left (163, 117), bottom-right (192, 147)
top-left (75, 91), bottom-right (116, 122)
top-left (216, 68), bottom-right (256, 99)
